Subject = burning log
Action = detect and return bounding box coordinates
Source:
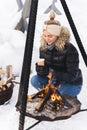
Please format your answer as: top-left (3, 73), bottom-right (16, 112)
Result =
top-left (55, 89), bottom-right (73, 108)
top-left (47, 100), bottom-right (63, 110)
top-left (35, 89), bottom-right (52, 112)
top-left (31, 89), bottom-right (45, 99)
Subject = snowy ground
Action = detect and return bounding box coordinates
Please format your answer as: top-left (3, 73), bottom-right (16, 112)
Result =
top-left (0, 0), bottom-right (87, 130)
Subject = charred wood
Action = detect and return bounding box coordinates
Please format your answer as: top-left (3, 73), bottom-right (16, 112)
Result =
top-left (35, 89), bottom-right (52, 112)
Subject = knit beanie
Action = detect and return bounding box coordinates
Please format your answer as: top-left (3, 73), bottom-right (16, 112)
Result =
top-left (43, 10), bottom-right (61, 36)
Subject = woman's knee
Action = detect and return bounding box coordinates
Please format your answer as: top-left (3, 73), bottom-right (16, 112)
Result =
top-left (31, 75), bottom-right (39, 87)
top-left (58, 84), bottom-right (82, 97)
top-left (31, 75), bottom-right (48, 89)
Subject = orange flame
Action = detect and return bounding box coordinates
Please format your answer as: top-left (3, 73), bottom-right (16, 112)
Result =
top-left (37, 73), bottom-right (64, 110)
top-left (50, 93), bottom-right (62, 102)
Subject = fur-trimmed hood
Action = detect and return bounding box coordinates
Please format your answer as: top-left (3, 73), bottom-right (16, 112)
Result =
top-left (40, 26), bottom-right (70, 51)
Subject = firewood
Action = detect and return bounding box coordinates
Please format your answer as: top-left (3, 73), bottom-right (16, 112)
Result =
top-left (27, 95), bottom-right (33, 102)
top-left (6, 83), bottom-right (12, 88)
top-left (0, 83), bottom-right (7, 91)
top-left (27, 94), bottom-right (42, 102)
top-left (0, 80), bottom-right (7, 88)
top-left (5, 77), bottom-right (13, 85)
top-left (31, 89), bottom-right (45, 99)
top-left (11, 80), bottom-right (20, 84)
top-left (0, 81), bottom-right (4, 87)
top-left (6, 65), bottom-right (13, 78)
top-left (35, 89), bottom-right (52, 112)
top-left (0, 77), bottom-right (13, 89)
top-left (0, 79), bottom-right (12, 91)
top-left (2, 87), bottom-right (6, 91)
top-left (0, 68), bottom-right (6, 75)
top-left (1, 77), bottom-right (20, 86)
top-left (35, 98), bottom-right (45, 111)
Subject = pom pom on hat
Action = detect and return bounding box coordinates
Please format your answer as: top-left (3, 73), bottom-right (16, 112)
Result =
top-left (49, 10), bottom-right (56, 20)
top-left (43, 11), bottom-right (61, 36)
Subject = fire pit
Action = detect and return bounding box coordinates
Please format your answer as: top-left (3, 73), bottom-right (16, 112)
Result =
top-left (27, 73), bottom-right (81, 121)
top-left (27, 95), bottom-right (81, 121)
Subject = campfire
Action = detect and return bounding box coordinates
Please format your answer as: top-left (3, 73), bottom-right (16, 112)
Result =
top-left (27, 73), bottom-right (81, 121)
top-left (28, 73), bottom-right (72, 111)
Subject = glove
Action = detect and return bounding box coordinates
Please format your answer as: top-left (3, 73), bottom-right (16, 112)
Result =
top-left (36, 63), bottom-right (49, 76)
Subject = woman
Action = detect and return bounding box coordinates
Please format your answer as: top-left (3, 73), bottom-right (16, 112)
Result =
top-left (31, 11), bottom-right (83, 98)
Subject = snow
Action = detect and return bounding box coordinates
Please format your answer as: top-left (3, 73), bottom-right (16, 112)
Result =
top-left (0, 0), bottom-right (87, 130)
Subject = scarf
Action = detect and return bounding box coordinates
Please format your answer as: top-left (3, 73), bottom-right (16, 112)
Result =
top-left (46, 43), bottom-right (55, 50)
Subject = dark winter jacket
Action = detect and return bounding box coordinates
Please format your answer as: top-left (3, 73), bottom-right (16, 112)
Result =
top-left (36, 43), bottom-right (83, 85)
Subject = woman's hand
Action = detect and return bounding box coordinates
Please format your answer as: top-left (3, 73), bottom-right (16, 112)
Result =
top-left (36, 63), bottom-right (49, 76)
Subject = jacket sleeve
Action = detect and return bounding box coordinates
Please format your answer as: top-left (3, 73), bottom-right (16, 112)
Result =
top-left (56, 45), bottom-right (80, 84)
